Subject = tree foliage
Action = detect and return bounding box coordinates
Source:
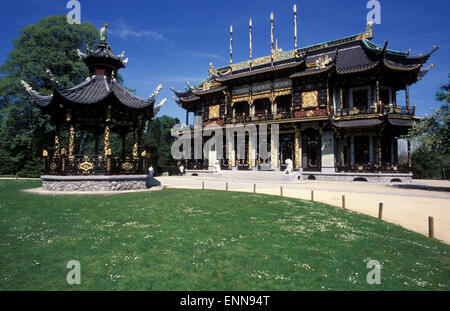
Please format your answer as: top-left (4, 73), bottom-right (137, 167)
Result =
top-left (0, 15), bottom-right (99, 176)
top-left (142, 116), bottom-right (180, 175)
top-left (0, 15), bottom-right (178, 177)
top-left (407, 74), bottom-right (450, 179)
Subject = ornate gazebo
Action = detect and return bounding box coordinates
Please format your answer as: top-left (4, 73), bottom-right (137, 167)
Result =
top-left (21, 23), bottom-right (166, 191)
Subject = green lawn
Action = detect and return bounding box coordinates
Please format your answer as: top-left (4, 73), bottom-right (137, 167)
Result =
top-left (0, 180), bottom-right (448, 290)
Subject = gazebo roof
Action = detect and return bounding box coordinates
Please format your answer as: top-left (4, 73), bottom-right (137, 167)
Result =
top-left (22, 75), bottom-right (162, 112)
top-left (21, 31), bottom-right (166, 117)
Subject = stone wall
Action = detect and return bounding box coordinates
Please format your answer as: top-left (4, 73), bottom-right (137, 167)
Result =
top-left (41, 175), bottom-right (150, 192)
top-left (301, 172), bottom-right (412, 183)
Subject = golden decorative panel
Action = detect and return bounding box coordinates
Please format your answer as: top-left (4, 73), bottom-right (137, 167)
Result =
top-left (274, 88), bottom-right (292, 98)
top-left (302, 91), bottom-right (318, 109)
top-left (208, 105), bottom-right (220, 119)
top-left (121, 162), bottom-right (134, 171)
top-left (79, 161), bottom-right (94, 172)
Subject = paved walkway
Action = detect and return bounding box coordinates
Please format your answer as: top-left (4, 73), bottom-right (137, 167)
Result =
top-left (158, 176), bottom-right (450, 244)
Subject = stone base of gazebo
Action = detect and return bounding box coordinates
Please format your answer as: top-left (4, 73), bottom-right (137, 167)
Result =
top-left (41, 175), bottom-right (158, 192)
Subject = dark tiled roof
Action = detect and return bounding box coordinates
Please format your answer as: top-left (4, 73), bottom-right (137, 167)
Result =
top-left (111, 81), bottom-right (154, 110)
top-left (388, 118), bottom-right (416, 127)
top-left (191, 85), bottom-right (227, 96)
top-left (215, 59), bottom-right (304, 82)
top-left (331, 118), bottom-right (383, 128)
top-left (336, 44), bottom-right (379, 74)
top-left (27, 76), bottom-right (156, 110)
top-left (56, 76), bottom-right (110, 104)
top-left (81, 42), bottom-right (126, 70)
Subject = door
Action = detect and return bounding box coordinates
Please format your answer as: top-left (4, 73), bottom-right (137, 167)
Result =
top-left (302, 129), bottom-right (321, 171)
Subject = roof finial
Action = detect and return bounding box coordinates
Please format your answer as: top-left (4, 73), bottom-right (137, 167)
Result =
top-left (230, 25), bottom-right (233, 67)
top-left (270, 12), bottom-right (274, 65)
top-left (249, 19), bottom-right (253, 68)
top-left (100, 22), bottom-right (108, 42)
top-left (365, 21), bottom-right (374, 39)
top-left (294, 4), bottom-right (298, 50)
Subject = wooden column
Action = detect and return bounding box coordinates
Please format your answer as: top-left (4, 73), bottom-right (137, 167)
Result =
top-left (407, 140), bottom-right (412, 169)
top-left (376, 80), bottom-right (381, 113)
top-left (294, 125), bottom-right (300, 169)
top-left (350, 135), bottom-right (355, 164)
top-left (378, 136), bottom-right (382, 165)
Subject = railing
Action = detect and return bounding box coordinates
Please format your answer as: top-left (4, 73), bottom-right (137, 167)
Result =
top-left (388, 105), bottom-right (415, 116)
top-left (336, 163), bottom-right (411, 173)
top-left (334, 106), bottom-right (377, 117)
top-left (334, 105), bottom-right (415, 117)
top-left (44, 155), bottom-right (148, 175)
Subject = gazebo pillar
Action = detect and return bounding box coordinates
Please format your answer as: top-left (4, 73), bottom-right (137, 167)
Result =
top-left (54, 126), bottom-right (61, 156)
top-left (104, 105), bottom-right (112, 156)
top-left (68, 125), bottom-right (75, 156)
top-left (132, 116), bottom-right (143, 158)
top-left (405, 84), bottom-right (410, 112)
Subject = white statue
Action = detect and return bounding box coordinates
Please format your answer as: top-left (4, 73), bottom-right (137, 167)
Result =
top-left (213, 160), bottom-right (222, 174)
top-left (284, 159), bottom-right (294, 175)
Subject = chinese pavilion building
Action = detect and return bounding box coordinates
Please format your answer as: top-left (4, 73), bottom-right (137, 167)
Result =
top-left (21, 23), bottom-right (166, 191)
top-left (172, 7), bottom-right (437, 183)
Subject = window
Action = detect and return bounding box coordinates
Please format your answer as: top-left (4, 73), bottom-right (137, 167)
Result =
top-left (352, 89), bottom-right (369, 110)
top-left (254, 98), bottom-right (271, 115)
top-left (234, 101), bottom-right (249, 116)
top-left (354, 136), bottom-right (370, 164)
top-left (276, 95), bottom-right (292, 113)
top-left (380, 88), bottom-right (390, 107)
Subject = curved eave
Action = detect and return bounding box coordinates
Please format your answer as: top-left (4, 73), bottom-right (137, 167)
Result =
top-left (361, 39), bottom-right (409, 57)
top-left (290, 64), bottom-right (335, 78)
top-left (191, 85), bottom-right (227, 96)
top-left (382, 60), bottom-right (422, 72)
top-left (111, 81), bottom-right (155, 111)
top-left (171, 87), bottom-right (193, 98)
top-left (216, 60), bottom-right (305, 82)
top-left (331, 118), bottom-right (383, 128)
top-left (179, 95), bottom-right (201, 102)
top-left (28, 91), bottom-right (53, 108)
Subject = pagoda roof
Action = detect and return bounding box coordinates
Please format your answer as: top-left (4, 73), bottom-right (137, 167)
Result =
top-left (22, 75), bottom-right (163, 114)
top-left (78, 42), bottom-right (127, 71)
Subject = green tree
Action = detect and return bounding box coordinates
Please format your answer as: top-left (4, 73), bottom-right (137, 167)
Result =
top-left (142, 116), bottom-right (179, 175)
top-left (0, 15), bottom-right (99, 176)
top-left (407, 74), bottom-right (450, 179)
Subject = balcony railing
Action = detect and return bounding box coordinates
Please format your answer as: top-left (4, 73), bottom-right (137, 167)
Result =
top-left (44, 155), bottom-right (148, 175)
top-left (336, 163), bottom-right (411, 173)
top-left (334, 105), bottom-right (415, 117)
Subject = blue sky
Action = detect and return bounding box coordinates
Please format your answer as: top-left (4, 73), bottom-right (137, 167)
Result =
top-left (0, 0), bottom-right (448, 121)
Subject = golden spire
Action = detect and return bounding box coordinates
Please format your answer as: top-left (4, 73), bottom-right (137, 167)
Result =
top-left (230, 25), bottom-right (233, 66)
top-left (249, 19), bottom-right (253, 67)
top-left (270, 12), bottom-right (274, 65)
top-left (294, 4), bottom-right (298, 50)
